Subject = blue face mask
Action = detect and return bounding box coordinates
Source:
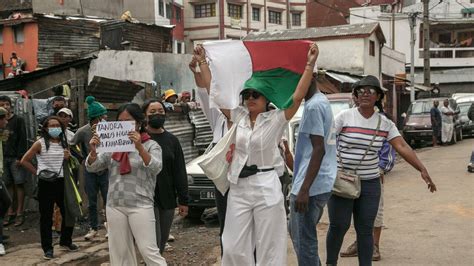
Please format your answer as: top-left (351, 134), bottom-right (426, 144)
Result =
top-left (48, 127), bottom-right (62, 138)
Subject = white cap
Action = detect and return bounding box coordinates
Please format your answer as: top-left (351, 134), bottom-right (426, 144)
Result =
top-left (57, 108), bottom-right (73, 119)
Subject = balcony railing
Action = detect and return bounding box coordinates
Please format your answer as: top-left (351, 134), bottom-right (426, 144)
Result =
top-left (419, 47), bottom-right (474, 59)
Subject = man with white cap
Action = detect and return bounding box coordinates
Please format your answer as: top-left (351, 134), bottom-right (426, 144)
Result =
top-left (57, 108), bottom-right (75, 143)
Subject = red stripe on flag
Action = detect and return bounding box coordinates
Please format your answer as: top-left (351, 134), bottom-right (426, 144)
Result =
top-left (243, 40), bottom-right (312, 74)
top-left (341, 127), bottom-right (389, 138)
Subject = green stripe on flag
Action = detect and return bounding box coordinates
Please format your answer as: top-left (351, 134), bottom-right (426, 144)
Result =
top-left (244, 68), bottom-right (301, 110)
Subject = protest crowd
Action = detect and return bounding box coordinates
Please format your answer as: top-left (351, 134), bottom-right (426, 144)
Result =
top-left (0, 41), bottom-right (439, 266)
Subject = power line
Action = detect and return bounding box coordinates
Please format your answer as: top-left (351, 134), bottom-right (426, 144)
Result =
top-left (429, 0), bottom-right (444, 11)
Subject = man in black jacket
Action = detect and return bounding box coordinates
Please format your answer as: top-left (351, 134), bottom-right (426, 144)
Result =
top-left (0, 96), bottom-right (28, 227)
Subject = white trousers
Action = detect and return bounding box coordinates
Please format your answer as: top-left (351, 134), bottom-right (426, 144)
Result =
top-left (222, 171), bottom-right (287, 266)
top-left (441, 123), bottom-right (454, 143)
top-left (106, 206), bottom-right (167, 266)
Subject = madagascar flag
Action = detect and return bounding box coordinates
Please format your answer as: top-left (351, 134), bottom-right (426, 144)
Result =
top-left (203, 40), bottom-right (315, 110)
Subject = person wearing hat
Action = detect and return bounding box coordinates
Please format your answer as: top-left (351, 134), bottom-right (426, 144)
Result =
top-left (195, 42), bottom-right (319, 265)
top-left (0, 107), bottom-right (11, 256)
top-left (341, 80), bottom-right (397, 261)
top-left (70, 96), bottom-right (109, 241)
top-left (180, 91), bottom-right (191, 103)
top-left (164, 89), bottom-right (178, 104)
top-left (326, 75), bottom-right (437, 266)
top-left (163, 89), bottom-right (178, 111)
top-left (57, 108), bottom-right (75, 143)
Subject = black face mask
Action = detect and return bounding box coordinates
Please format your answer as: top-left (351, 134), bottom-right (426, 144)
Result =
top-left (148, 114), bottom-right (166, 129)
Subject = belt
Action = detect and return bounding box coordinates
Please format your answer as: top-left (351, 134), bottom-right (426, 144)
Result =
top-left (238, 165), bottom-right (274, 178)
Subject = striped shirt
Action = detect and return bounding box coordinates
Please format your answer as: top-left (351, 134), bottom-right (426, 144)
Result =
top-left (335, 108), bottom-right (400, 180)
top-left (36, 138), bottom-right (65, 177)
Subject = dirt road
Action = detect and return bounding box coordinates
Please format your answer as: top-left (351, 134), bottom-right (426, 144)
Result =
top-left (2, 139), bottom-right (473, 265)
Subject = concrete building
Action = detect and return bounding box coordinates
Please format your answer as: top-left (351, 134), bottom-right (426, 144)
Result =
top-left (245, 22), bottom-right (408, 123)
top-left (184, 0), bottom-right (307, 48)
top-left (350, 0), bottom-right (474, 94)
top-left (88, 50), bottom-right (195, 95)
top-left (31, 0), bottom-right (186, 54)
top-left (305, 0), bottom-right (402, 28)
top-left (245, 23), bottom-right (386, 77)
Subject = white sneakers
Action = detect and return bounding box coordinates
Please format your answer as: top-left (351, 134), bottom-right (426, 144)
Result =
top-left (0, 243), bottom-right (5, 256)
top-left (84, 229), bottom-right (98, 241)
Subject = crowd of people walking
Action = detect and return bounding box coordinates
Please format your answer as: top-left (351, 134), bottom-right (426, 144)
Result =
top-left (0, 41), bottom-right (440, 266)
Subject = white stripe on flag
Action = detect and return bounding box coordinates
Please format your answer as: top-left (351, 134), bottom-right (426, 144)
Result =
top-left (203, 40), bottom-right (253, 110)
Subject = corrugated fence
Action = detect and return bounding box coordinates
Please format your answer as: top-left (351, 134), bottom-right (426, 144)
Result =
top-left (166, 109), bottom-right (212, 163)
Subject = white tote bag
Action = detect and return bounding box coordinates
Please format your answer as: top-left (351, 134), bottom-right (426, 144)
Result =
top-left (198, 114), bottom-right (243, 195)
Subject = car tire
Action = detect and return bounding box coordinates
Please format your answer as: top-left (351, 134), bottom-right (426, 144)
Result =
top-left (187, 207), bottom-right (205, 219)
top-left (458, 128), bottom-right (463, 141)
top-left (282, 183), bottom-right (292, 216)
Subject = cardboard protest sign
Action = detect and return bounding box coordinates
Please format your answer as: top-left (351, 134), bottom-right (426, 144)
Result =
top-left (96, 121), bottom-right (136, 153)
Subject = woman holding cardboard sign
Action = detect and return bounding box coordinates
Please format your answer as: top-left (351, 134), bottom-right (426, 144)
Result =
top-left (86, 103), bottom-right (167, 266)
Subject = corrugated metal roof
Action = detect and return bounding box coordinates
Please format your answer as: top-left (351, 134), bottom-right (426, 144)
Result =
top-left (87, 76), bottom-right (144, 103)
top-left (316, 75), bottom-right (340, 94)
top-left (166, 112), bottom-right (200, 163)
top-left (100, 21), bottom-right (173, 53)
top-left (37, 16), bottom-right (101, 68)
top-left (244, 22), bottom-right (385, 43)
top-left (326, 71), bottom-right (361, 83)
top-left (189, 109), bottom-right (213, 150)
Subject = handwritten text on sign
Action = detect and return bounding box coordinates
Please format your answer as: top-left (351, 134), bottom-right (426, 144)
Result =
top-left (96, 121), bottom-right (136, 153)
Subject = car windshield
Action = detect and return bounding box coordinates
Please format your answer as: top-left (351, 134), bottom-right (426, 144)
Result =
top-left (409, 101), bottom-right (431, 114)
top-left (459, 103), bottom-right (472, 115)
top-left (330, 101), bottom-right (351, 117)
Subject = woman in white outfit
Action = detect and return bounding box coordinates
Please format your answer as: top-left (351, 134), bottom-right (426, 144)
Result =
top-left (195, 43), bottom-right (319, 265)
top-left (86, 103), bottom-right (167, 266)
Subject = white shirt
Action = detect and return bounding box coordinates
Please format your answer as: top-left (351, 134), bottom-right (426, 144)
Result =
top-left (228, 106), bottom-right (288, 184)
top-left (196, 87), bottom-right (228, 143)
top-left (440, 106), bottom-right (454, 124)
top-left (65, 129), bottom-right (75, 144)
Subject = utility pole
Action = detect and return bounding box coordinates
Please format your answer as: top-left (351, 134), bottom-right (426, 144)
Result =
top-left (286, 0), bottom-right (291, 29)
top-left (408, 12), bottom-right (418, 102)
top-left (423, 0), bottom-right (431, 87)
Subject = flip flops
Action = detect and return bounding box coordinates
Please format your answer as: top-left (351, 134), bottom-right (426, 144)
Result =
top-left (2, 215), bottom-right (16, 226)
top-left (14, 214), bottom-right (25, 227)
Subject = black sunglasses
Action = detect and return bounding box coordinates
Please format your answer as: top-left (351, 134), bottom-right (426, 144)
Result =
top-left (242, 90), bottom-right (262, 100)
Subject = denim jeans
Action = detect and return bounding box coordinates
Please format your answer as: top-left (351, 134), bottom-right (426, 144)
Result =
top-left (326, 178), bottom-right (381, 266)
top-left (85, 170), bottom-right (108, 230)
top-left (289, 192), bottom-right (331, 266)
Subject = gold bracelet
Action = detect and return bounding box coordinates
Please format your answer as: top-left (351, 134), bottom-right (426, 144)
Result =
top-left (198, 59), bottom-right (207, 66)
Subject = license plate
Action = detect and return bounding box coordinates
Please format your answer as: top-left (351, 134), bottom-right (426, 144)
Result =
top-left (419, 132), bottom-right (430, 136)
top-left (200, 190), bottom-right (215, 200)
